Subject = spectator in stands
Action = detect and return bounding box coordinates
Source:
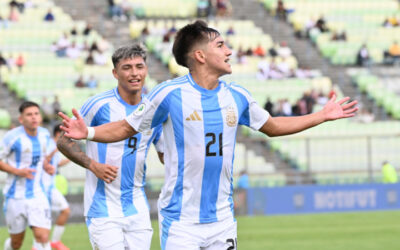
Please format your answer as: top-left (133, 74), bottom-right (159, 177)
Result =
top-left (236, 46), bottom-right (247, 64)
top-left (276, 0), bottom-right (287, 21)
top-left (89, 41), bottom-right (100, 53)
top-left (331, 30), bottom-right (347, 41)
top-left (107, 0), bottom-right (123, 21)
top-left (277, 41), bottom-right (292, 58)
top-left (226, 25), bottom-right (235, 36)
top-left (197, 0), bottom-right (209, 17)
top-left (66, 42), bottom-right (82, 59)
top-left (8, 6), bottom-right (19, 22)
top-left (277, 57), bottom-right (291, 77)
top-left (264, 97), bottom-right (274, 116)
top-left (56, 33), bottom-right (70, 57)
top-left (384, 41), bottom-right (400, 65)
top-left (237, 170), bottom-right (250, 189)
top-left (216, 0), bottom-right (231, 17)
top-left (316, 15), bottom-right (328, 32)
top-left (52, 95), bottom-right (61, 115)
top-left (355, 108), bottom-right (374, 123)
top-left (74, 75), bottom-right (85, 88)
top-left (44, 9), bottom-right (55, 22)
top-left (382, 161), bottom-right (398, 183)
top-left (356, 44), bottom-right (371, 67)
top-left (86, 75), bottom-right (98, 89)
top-left (0, 53), bottom-right (7, 69)
top-left (120, 0), bottom-right (133, 20)
top-left (83, 23), bottom-right (93, 36)
top-left (85, 51), bottom-right (95, 65)
top-left (94, 51), bottom-right (107, 65)
top-left (70, 26), bottom-right (78, 36)
top-left (253, 44), bottom-right (265, 57)
top-left (9, 0), bottom-right (24, 13)
top-left (41, 97), bottom-right (54, 124)
top-left (6, 54), bottom-right (14, 72)
top-left (316, 92), bottom-right (329, 106)
top-left (14, 53), bottom-right (25, 72)
top-left (382, 17), bottom-right (392, 27)
top-left (282, 99), bottom-right (292, 116)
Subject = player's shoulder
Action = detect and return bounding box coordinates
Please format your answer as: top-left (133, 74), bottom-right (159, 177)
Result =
top-left (80, 89), bottom-right (116, 116)
top-left (225, 81), bottom-right (252, 97)
top-left (146, 75), bottom-right (189, 100)
top-left (37, 126), bottom-right (51, 136)
top-left (2, 126), bottom-right (24, 145)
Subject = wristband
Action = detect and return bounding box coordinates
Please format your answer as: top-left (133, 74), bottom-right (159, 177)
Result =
top-left (86, 127), bottom-right (95, 140)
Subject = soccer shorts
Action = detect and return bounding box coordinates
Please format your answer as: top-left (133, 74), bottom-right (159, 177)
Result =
top-left (4, 195), bottom-right (51, 234)
top-left (159, 214), bottom-right (237, 250)
top-left (49, 188), bottom-right (69, 212)
top-left (86, 196), bottom-right (153, 250)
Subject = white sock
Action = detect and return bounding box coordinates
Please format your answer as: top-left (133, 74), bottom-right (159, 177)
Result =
top-left (51, 225), bottom-right (65, 242)
top-left (4, 238), bottom-right (13, 250)
top-left (33, 240), bottom-right (51, 250)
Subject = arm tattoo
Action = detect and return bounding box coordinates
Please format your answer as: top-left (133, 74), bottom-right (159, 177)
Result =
top-left (57, 132), bottom-right (92, 169)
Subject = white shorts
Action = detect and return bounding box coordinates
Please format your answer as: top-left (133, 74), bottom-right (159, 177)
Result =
top-left (4, 195), bottom-right (51, 234)
top-left (48, 188), bottom-right (69, 212)
top-left (159, 215), bottom-right (237, 250)
top-left (86, 196), bottom-right (153, 250)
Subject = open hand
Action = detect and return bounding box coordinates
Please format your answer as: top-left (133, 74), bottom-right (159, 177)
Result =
top-left (322, 94), bottom-right (358, 121)
top-left (58, 109), bottom-right (88, 140)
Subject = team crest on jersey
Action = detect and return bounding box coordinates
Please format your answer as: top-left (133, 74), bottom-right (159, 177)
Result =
top-left (226, 106), bottom-right (237, 127)
top-left (134, 103), bottom-right (146, 116)
top-left (24, 147), bottom-right (31, 153)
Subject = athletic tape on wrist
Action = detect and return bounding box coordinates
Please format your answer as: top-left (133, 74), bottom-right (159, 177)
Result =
top-left (86, 127), bottom-right (95, 140)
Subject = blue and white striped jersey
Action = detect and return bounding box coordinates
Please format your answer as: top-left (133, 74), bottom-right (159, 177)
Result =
top-left (0, 126), bottom-right (52, 199)
top-left (41, 139), bottom-right (60, 194)
top-left (125, 73), bottom-right (269, 224)
top-left (80, 88), bottom-right (164, 218)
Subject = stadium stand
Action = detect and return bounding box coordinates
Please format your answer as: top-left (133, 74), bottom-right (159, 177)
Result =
top-left (259, 0), bottom-right (400, 65)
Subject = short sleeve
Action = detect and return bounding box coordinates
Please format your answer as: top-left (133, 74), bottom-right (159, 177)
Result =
top-left (152, 125), bottom-right (164, 153)
top-left (0, 138), bottom-right (10, 162)
top-left (247, 97), bottom-right (270, 130)
top-left (125, 95), bottom-right (169, 133)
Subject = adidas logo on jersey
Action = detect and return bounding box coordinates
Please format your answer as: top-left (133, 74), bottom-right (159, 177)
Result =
top-left (186, 111), bottom-right (202, 121)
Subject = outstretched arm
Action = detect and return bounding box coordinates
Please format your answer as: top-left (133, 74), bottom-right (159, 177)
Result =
top-left (59, 108), bottom-right (137, 142)
top-left (260, 95), bottom-right (358, 137)
top-left (57, 132), bottom-right (118, 183)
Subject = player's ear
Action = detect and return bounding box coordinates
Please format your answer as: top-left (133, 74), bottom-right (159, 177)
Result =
top-left (193, 49), bottom-right (206, 64)
top-left (112, 68), bottom-right (118, 80)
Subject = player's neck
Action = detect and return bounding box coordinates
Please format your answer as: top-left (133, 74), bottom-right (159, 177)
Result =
top-left (190, 69), bottom-right (219, 90)
top-left (118, 87), bottom-right (142, 105)
top-left (24, 127), bottom-right (38, 137)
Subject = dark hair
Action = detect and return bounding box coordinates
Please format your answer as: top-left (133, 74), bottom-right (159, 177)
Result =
top-left (112, 43), bottom-right (147, 68)
top-left (172, 20), bottom-right (220, 68)
top-left (53, 124), bottom-right (62, 136)
top-left (19, 101), bottom-right (40, 114)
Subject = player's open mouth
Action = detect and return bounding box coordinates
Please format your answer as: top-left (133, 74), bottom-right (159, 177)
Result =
top-left (128, 79), bottom-right (141, 84)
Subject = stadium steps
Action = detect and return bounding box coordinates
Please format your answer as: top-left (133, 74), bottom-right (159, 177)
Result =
top-left (237, 131), bottom-right (313, 185)
top-left (229, 0), bottom-right (387, 120)
top-left (53, 0), bottom-right (172, 84)
top-left (0, 82), bottom-right (22, 126)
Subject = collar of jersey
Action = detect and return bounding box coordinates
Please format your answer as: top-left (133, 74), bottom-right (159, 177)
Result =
top-left (113, 87), bottom-right (143, 108)
top-left (187, 73), bottom-right (221, 95)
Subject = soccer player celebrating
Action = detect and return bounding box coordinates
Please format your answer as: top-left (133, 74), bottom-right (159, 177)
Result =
top-left (59, 21), bottom-right (358, 250)
top-left (0, 102), bottom-right (54, 250)
top-left (41, 125), bottom-right (71, 250)
top-left (57, 44), bottom-right (164, 250)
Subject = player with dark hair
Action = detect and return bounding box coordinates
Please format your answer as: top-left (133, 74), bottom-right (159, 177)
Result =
top-left (1, 101), bottom-right (54, 250)
top-left (59, 20), bottom-right (358, 250)
top-left (57, 43), bottom-right (164, 250)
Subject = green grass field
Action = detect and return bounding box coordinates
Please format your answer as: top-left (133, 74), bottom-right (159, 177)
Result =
top-left (1, 210), bottom-right (399, 250)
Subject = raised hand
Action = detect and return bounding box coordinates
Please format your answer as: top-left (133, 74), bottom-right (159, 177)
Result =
top-left (89, 161), bottom-right (119, 184)
top-left (322, 94), bottom-right (358, 121)
top-left (59, 108), bottom-right (88, 140)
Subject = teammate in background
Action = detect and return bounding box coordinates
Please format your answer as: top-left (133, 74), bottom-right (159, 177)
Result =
top-left (57, 44), bottom-right (164, 250)
top-left (382, 161), bottom-right (398, 183)
top-left (59, 21), bottom-right (358, 250)
top-left (0, 101), bottom-right (54, 250)
top-left (41, 125), bottom-right (71, 250)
